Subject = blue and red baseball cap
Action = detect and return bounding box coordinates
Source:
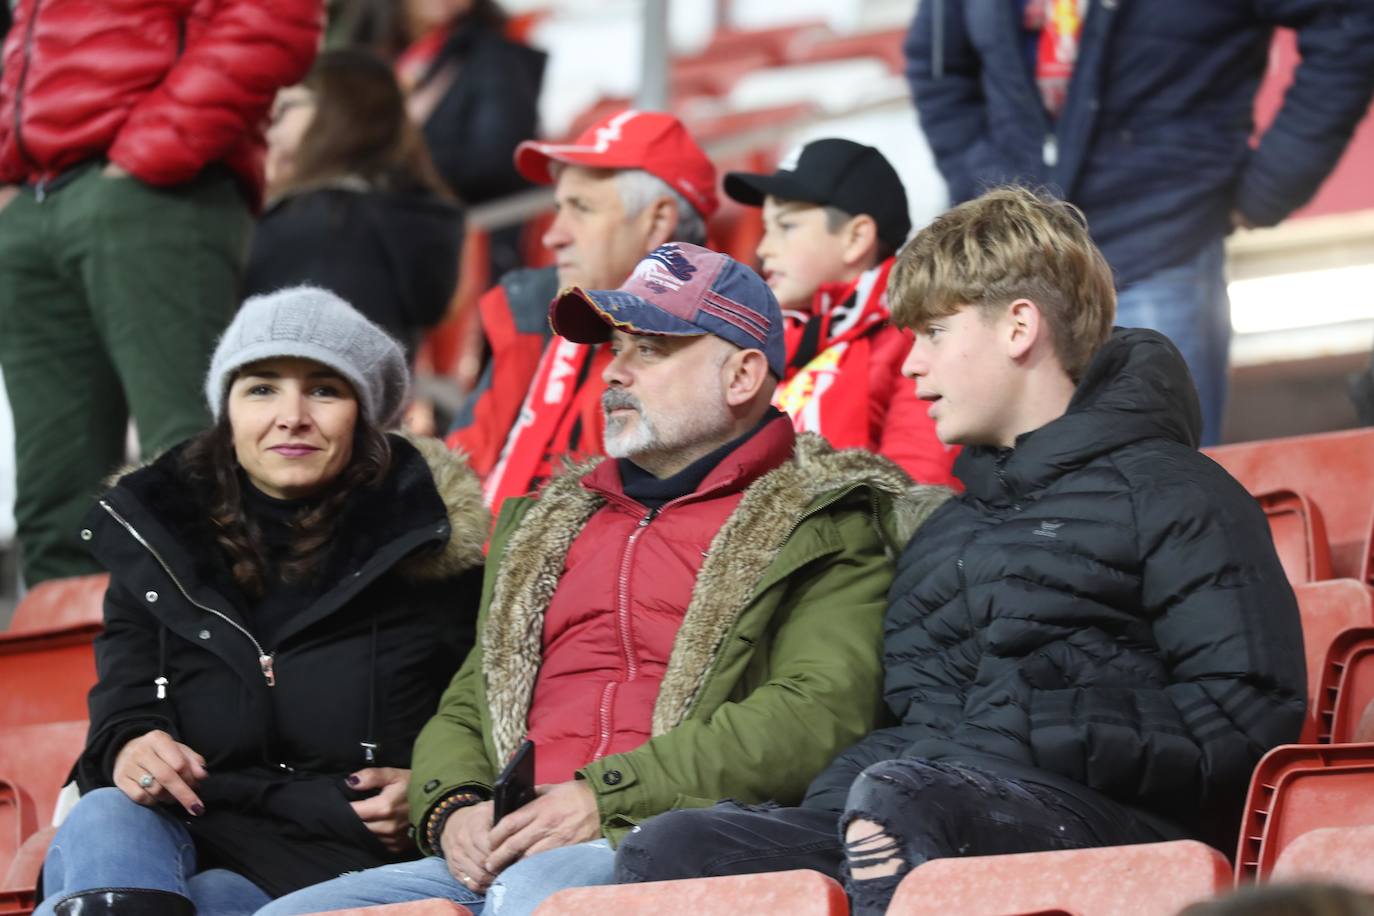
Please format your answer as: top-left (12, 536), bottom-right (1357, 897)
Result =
top-left (549, 243), bottom-right (786, 378)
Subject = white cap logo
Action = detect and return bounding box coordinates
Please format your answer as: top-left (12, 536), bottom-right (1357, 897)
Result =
top-left (776, 144), bottom-right (805, 173)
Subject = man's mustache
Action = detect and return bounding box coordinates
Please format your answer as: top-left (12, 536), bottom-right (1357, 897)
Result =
top-left (602, 390), bottom-right (642, 413)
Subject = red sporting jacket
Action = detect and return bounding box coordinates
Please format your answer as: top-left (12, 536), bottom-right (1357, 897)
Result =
top-left (524, 416), bottom-right (795, 784)
top-left (0, 0), bottom-right (322, 208)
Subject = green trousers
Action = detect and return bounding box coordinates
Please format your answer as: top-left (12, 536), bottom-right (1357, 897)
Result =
top-left (0, 164), bottom-right (252, 585)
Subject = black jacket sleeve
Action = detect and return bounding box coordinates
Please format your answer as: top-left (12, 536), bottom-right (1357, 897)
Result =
top-left (1237, 0), bottom-right (1374, 225)
top-left (1025, 469), bottom-right (1307, 839)
top-left (75, 581), bottom-right (179, 791)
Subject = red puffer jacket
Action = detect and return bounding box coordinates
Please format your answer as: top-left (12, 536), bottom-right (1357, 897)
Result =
top-left (0, 0), bottom-right (322, 208)
top-left (523, 416), bottom-right (795, 784)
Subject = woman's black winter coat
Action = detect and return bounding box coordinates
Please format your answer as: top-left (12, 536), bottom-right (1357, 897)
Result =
top-left (74, 435), bottom-right (487, 896)
top-left (805, 329), bottom-right (1307, 850)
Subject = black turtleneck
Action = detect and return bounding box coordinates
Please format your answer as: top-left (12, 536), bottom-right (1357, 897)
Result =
top-left (239, 477), bottom-right (326, 648)
top-left (618, 407), bottom-right (785, 510)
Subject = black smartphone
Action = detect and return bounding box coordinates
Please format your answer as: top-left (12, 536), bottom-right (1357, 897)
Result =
top-left (492, 739), bottom-right (536, 825)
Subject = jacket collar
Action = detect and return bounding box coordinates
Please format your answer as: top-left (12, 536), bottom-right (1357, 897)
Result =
top-left (481, 430), bottom-right (948, 764)
top-left (957, 327), bottom-right (1202, 504)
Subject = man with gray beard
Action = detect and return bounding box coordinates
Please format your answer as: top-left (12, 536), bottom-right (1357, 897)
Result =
top-left (261, 243), bottom-right (951, 915)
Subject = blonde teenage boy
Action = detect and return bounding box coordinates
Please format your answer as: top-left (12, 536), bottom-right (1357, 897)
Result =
top-left (614, 186), bottom-right (1306, 916)
top-left (724, 139), bottom-right (956, 485)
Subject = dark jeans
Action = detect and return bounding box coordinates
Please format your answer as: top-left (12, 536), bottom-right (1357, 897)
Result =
top-left (615, 758), bottom-right (1177, 916)
top-left (0, 163), bottom-right (251, 585)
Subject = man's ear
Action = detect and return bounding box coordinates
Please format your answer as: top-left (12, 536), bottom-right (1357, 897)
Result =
top-left (723, 348), bottom-right (771, 408)
top-left (642, 196), bottom-right (680, 250)
top-left (1006, 298), bottom-right (1044, 361)
top-left (841, 214), bottom-right (881, 270)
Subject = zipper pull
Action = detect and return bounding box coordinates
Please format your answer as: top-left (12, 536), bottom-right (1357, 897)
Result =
top-left (34, 180), bottom-right (46, 204)
top-left (259, 654), bottom-right (276, 687)
top-left (155, 676), bottom-right (168, 700)
top-left (361, 741), bottom-right (378, 764)
top-left (1042, 135), bottom-right (1059, 168)
top-left (638, 508), bottom-right (660, 528)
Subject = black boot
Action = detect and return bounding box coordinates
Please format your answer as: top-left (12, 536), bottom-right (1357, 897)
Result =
top-left (54, 888), bottom-right (195, 915)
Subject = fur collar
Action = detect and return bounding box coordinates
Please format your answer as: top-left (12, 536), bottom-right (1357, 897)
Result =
top-left (483, 433), bottom-right (952, 763)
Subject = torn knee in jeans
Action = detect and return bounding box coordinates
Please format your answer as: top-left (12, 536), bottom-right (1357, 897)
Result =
top-left (843, 818), bottom-right (904, 880)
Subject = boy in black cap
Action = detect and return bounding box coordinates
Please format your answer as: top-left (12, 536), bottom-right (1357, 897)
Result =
top-left (726, 138), bottom-right (956, 485)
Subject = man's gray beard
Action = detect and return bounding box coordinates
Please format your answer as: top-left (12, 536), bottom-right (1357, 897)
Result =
top-left (604, 408), bottom-right (660, 458)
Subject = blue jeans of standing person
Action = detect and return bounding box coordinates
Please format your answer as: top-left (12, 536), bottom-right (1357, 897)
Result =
top-left (1115, 237), bottom-right (1232, 446)
top-left (36, 788), bottom-right (271, 916)
top-left (255, 838), bottom-right (616, 916)
top-left (616, 758), bottom-right (1179, 916)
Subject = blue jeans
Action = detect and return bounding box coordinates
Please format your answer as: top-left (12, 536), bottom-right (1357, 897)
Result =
top-left (36, 788), bottom-right (271, 916)
top-left (256, 838), bottom-right (616, 916)
top-left (1115, 238), bottom-right (1231, 446)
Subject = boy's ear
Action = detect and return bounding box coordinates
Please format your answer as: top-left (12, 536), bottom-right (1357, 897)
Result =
top-left (841, 214), bottom-right (881, 270)
top-left (1006, 298), bottom-right (1045, 361)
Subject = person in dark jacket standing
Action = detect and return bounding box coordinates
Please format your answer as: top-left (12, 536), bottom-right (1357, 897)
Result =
top-left (247, 49), bottom-right (464, 364)
top-left (37, 287), bottom-right (488, 916)
top-left (614, 187), bottom-right (1307, 916)
top-left (0, 0), bottom-right (322, 588)
top-left (905, 0), bottom-right (1374, 445)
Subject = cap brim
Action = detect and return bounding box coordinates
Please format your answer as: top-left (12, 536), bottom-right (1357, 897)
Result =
top-left (722, 171), bottom-right (823, 208)
top-left (549, 287), bottom-right (708, 344)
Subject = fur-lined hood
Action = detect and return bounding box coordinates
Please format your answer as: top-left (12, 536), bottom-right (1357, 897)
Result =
top-left (482, 431), bottom-right (952, 764)
top-left (98, 432), bottom-right (487, 588)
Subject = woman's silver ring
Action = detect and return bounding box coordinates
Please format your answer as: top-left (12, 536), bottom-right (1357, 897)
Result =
top-left (138, 774), bottom-right (155, 789)
top-left (459, 874), bottom-right (471, 885)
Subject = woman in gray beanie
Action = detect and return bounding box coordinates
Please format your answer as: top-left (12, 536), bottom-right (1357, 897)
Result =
top-left (36, 286), bottom-right (489, 916)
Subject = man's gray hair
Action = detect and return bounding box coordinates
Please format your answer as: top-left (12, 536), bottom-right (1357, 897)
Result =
top-left (613, 169), bottom-right (708, 246)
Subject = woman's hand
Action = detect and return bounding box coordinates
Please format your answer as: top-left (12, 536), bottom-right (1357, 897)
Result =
top-left (348, 767), bottom-right (413, 852)
top-left (113, 729), bottom-right (208, 815)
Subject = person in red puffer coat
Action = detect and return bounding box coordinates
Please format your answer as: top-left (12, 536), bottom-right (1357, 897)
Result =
top-left (0, 0), bottom-right (322, 589)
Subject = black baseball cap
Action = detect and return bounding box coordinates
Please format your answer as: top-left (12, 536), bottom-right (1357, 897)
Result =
top-left (724, 138), bottom-right (912, 252)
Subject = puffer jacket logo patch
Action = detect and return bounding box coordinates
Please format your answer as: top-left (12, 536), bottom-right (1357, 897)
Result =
top-left (1031, 520), bottom-right (1065, 539)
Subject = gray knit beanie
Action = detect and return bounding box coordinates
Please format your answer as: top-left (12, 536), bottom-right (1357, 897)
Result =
top-left (205, 286), bottom-right (410, 427)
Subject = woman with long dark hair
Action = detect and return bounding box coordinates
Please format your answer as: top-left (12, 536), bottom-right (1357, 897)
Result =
top-left (36, 287), bottom-right (487, 916)
top-left (245, 50), bottom-right (464, 362)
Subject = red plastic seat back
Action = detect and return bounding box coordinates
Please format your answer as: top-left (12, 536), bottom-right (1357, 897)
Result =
top-left (535, 870), bottom-right (849, 916)
top-left (1293, 581), bottom-right (1374, 742)
top-left (1259, 490), bottom-right (1333, 585)
top-left (1318, 622), bottom-right (1374, 743)
top-left (0, 721), bottom-right (87, 896)
top-left (1271, 824), bottom-right (1374, 893)
top-left (1235, 743), bottom-right (1374, 883)
top-left (888, 840), bottom-right (1230, 916)
top-left (1205, 428), bottom-right (1374, 584)
top-left (0, 575), bottom-right (107, 730)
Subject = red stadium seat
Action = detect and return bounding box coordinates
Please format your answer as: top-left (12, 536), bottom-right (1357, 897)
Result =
top-left (534, 870), bottom-right (848, 915)
top-left (1235, 742), bottom-right (1374, 883)
top-left (1205, 428), bottom-right (1374, 584)
top-left (1317, 622), bottom-right (1374, 743)
top-left (886, 841), bottom-right (1231, 916)
top-left (0, 721), bottom-right (89, 913)
top-left (1258, 490), bottom-right (1333, 585)
top-left (1270, 824), bottom-right (1374, 893)
top-left (0, 575), bottom-right (106, 729)
top-left (1293, 581), bottom-right (1374, 742)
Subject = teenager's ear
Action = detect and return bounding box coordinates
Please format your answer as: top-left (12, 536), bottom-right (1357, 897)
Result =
top-left (841, 214), bottom-right (881, 270)
top-left (643, 196), bottom-right (681, 250)
top-left (723, 348), bottom-right (771, 407)
top-left (1006, 298), bottom-right (1045, 361)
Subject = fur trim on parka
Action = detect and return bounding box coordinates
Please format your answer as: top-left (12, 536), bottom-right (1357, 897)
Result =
top-left (482, 432), bottom-right (952, 765)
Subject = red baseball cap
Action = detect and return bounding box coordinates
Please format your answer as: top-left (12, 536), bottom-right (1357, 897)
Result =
top-left (514, 109), bottom-right (719, 219)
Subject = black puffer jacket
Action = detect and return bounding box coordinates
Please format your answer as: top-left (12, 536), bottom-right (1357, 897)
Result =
top-left (75, 435), bottom-right (487, 896)
top-left (805, 329), bottom-right (1306, 849)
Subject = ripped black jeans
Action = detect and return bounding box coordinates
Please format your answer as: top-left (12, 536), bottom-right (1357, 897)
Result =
top-left (614, 758), bottom-right (1174, 916)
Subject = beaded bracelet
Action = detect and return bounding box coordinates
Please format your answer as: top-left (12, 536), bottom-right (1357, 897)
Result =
top-left (424, 789), bottom-right (484, 855)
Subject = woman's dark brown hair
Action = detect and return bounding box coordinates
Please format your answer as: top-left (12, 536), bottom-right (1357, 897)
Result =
top-left (179, 397), bottom-right (393, 598)
top-left (281, 48), bottom-right (451, 198)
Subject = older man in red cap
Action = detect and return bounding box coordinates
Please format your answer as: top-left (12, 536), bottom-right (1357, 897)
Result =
top-left (447, 109), bottom-right (718, 511)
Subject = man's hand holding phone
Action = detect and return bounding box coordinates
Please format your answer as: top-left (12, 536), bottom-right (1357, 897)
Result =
top-left (484, 780), bottom-right (601, 874)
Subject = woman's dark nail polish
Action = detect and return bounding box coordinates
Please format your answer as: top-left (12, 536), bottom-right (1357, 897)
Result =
top-left (347, 775), bottom-right (360, 786)
top-left (191, 804), bottom-right (205, 816)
